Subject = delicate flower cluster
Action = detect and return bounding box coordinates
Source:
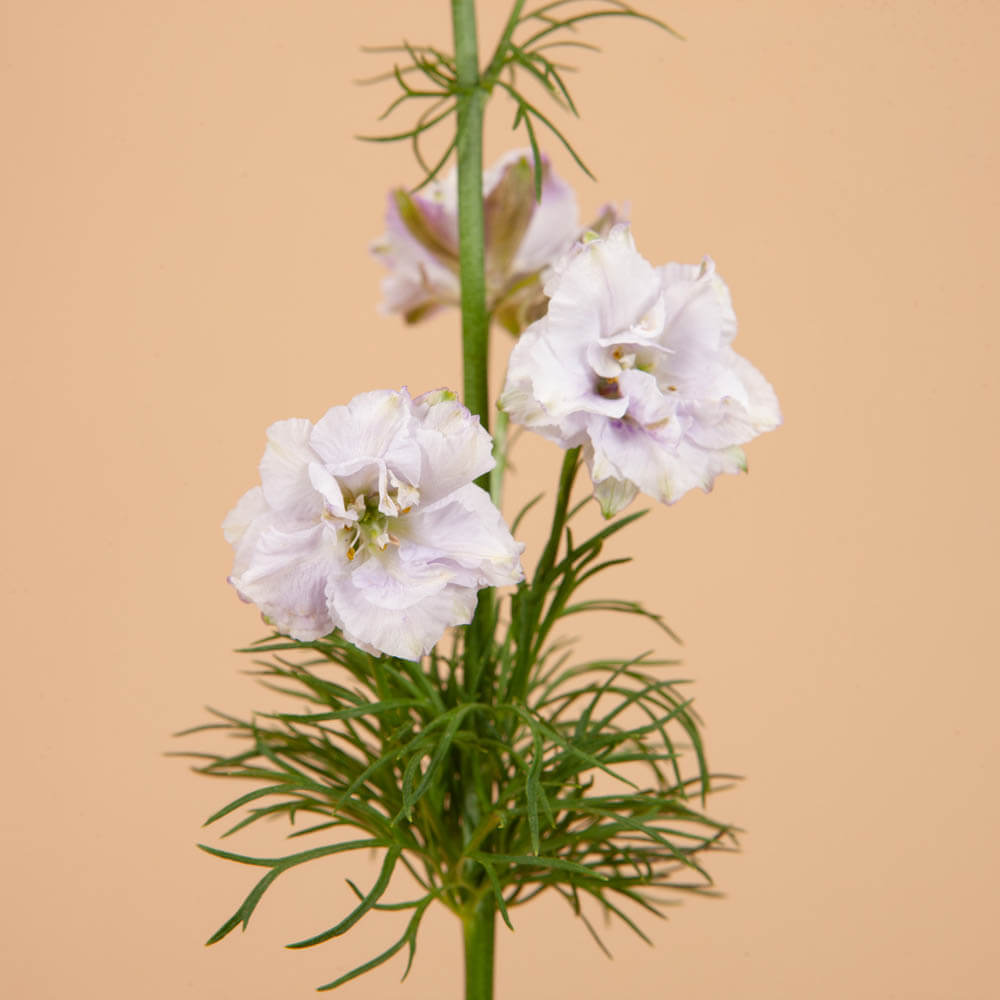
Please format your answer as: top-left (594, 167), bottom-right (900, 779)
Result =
top-left (371, 149), bottom-right (616, 334)
top-left (224, 388), bottom-right (524, 660)
top-left (500, 225), bottom-right (781, 515)
top-left (225, 153), bottom-right (781, 656)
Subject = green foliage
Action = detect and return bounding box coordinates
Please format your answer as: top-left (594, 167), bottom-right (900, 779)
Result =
top-left (358, 1), bottom-right (680, 191)
top-left (180, 452), bottom-right (734, 990)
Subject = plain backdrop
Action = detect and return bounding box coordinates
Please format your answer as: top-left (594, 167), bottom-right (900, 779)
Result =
top-left (3, 1), bottom-right (998, 997)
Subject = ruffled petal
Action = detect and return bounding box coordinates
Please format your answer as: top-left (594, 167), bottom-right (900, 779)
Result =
top-left (259, 418), bottom-right (323, 520)
top-left (307, 462), bottom-right (351, 521)
top-left (232, 522), bottom-right (343, 641)
top-left (411, 389), bottom-right (495, 503)
top-left (505, 316), bottom-right (626, 432)
top-left (330, 552), bottom-right (477, 661)
top-left (400, 484), bottom-right (524, 588)
top-left (311, 389), bottom-right (422, 509)
top-left (222, 486), bottom-right (270, 578)
top-left (682, 350), bottom-right (782, 449)
top-left (223, 485), bottom-right (267, 547)
top-left (545, 226), bottom-right (661, 346)
top-left (726, 350), bottom-right (782, 432)
top-left (587, 419), bottom-right (686, 506)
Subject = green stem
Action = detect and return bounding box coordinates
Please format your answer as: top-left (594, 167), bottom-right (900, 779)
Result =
top-left (489, 409), bottom-right (509, 508)
top-left (483, 0), bottom-right (526, 84)
top-left (451, 0), bottom-right (495, 689)
top-left (511, 447), bottom-right (580, 702)
top-left (451, 0), bottom-right (489, 433)
top-left (451, 12), bottom-right (497, 997)
top-left (463, 897), bottom-right (496, 1000)
top-left (532, 447), bottom-right (581, 590)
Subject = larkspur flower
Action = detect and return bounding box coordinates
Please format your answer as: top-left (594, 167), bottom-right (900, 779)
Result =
top-left (371, 149), bottom-right (617, 334)
top-left (223, 388), bottom-right (524, 660)
top-left (499, 224), bottom-right (781, 516)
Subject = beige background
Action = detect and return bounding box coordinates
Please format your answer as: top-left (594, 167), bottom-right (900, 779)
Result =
top-left (3, 1), bottom-right (998, 997)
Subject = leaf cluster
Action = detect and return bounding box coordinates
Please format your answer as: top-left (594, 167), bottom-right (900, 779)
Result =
top-left (358, 1), bottom-right (680, 191)
top-left (179, 451), bottom-right (734, 991)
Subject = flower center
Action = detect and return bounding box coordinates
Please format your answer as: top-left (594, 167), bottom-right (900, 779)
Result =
top-left (595, 375), bottom-right (623, 399)
top-left (342, 490), bottom-right (414, 562)
top-left (611, 344), bottom-right (653, 374)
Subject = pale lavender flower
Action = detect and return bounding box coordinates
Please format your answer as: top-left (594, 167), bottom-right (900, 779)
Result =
top-left (224, 388), bottom-right (524, 660)
top-left (372, 149), bottom-right (595, 333)
top-left (500, 225), bottom-right (781, 516)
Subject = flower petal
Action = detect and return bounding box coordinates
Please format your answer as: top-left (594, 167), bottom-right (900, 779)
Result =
top-left (545, 226), bottom-right (661, 346)
top-left (330, 551), bottom-right (476, 661)
top-left (233, 522), bottom-right (343, 640)
top-left (400, 484), bottom-right (525, 588)
top-left (509, 154), bottom-right (579, 275)
top-left (311, 389), bottom-right (422, 510)
top-left (371, 189), bottom-right (460, 321)
top-left (484, 154), bottom-right (537, 283)
top-left (411, 389), bottom-right (495, 502)
top-left (259, 418), bottom-right (323, 520)
top-left (223, 486), bottom-right (270, 578)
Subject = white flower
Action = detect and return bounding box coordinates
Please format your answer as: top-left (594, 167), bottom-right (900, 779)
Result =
top-left (499, 225), bottom-right (781, 516)
top-left (223, 388), bottom-right (524, 660)
top-left (370, 149), bottom-right (586, 333)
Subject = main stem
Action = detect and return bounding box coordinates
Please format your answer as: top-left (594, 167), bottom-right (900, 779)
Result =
top-left (451, 0), bottom-right (489, 432)
top-left (451, 0), bottom-right (494, 678)
top-left (451, 3), bottom-right (496, 999)
top-left (463, 897), bottom-right (496, 1000)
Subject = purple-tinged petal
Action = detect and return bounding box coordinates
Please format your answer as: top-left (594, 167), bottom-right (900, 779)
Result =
top-left (501, 225), bottom-right (781, 511)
